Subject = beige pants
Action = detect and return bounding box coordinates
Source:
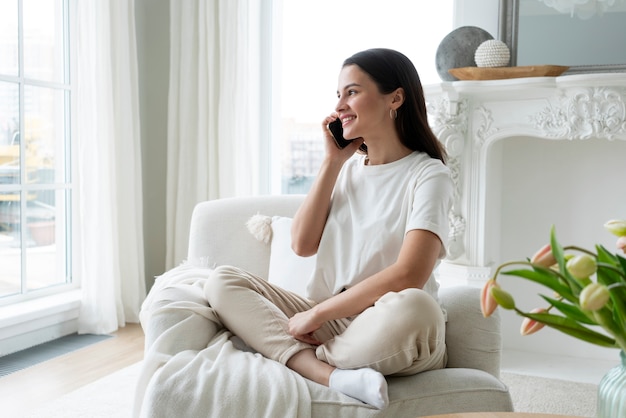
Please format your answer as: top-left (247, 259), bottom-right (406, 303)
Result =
top-left (204, 265), bottom-right (447, 376)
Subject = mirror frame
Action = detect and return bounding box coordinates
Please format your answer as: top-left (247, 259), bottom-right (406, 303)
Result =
top-left (499, 0), bottom-right (626, 74)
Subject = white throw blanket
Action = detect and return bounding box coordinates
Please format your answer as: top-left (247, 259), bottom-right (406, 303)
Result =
top-left (133, 263), bottom-right (316, 418)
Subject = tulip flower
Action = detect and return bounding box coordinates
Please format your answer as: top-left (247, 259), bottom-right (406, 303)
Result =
top-left (520, 308), bottom-right (547, 336)
top-left (579, 283), bottom-right (610, 311)
top-left (530, 244), bottom-right (557, 268)
top-left (604, 219), bottom-right (626, 237)
top-left (490, 286), bottom-right (516, 310)
top-left (566, 254), bottom-right (597, 280)
top-left (481, 279), bottom-right (499, 317)
top-left (481, 223), bottom-right (626, 353)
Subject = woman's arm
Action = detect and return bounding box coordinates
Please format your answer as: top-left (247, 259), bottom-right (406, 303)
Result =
top-left (290, 158), bottom-right (342, 257)
top-left (291, 115), bottom-right (363, 257)
top-left (288, 228), bottom-right (442, 341)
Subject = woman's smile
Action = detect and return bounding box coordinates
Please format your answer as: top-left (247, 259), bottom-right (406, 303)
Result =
top-left (341, 116), bottom-right (356, 126)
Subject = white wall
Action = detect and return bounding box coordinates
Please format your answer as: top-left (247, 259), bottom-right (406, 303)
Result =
top-left (454, 0), bottom-right (500, 36)
top-left (135, 0), bottom-right (169, 289)
top-left (495, 136), bottom-right (626, 361)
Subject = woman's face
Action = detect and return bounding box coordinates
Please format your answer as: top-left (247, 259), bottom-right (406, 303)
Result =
top-left (335, 64), bottom-right (394, 142)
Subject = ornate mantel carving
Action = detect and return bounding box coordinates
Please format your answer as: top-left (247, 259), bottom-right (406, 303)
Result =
top-left (424, 73), bottom-right (626, 285)
top-left (530, 87), bottom-right (626, 140)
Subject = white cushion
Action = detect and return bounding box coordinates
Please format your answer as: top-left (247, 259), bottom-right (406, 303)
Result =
top-left (247, 215), bottom-right (316, 296)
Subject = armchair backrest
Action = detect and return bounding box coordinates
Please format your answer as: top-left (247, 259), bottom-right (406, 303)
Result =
top-left (188, 195), bottom-right (502, 378)
top-left (187, 195), bottom-right (305, 278)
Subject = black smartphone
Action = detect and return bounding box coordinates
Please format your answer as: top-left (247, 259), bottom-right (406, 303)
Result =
top-left (328, 118), bottom-right (353, 149)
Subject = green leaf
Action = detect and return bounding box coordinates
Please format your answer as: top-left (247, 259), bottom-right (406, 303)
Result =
top-left (597, 262), bottom-right (626, 310)
top-left (597, 245), bottom-right (619, 264)
top-left (596, 263), bottom-right (625, 286)
top-left (596, 245), bottom-right (626, 337)
top-left (610, 300), bottom-right (626, 339)
top-left (520, 311), bottom-right (616, 348)
top-left (592, 308), bottom-right (622, 337)
top-left (539, 295), bottom-right (597, 325)
top-left (549, 226), bottom-right (583, 294)
top-left (550, 225), bottom-right (565, 266)
top-left (596, 248), bottom-right (624, 286)
top-left (502, 268), bottom-right (576, 303)
top-left (607, 285), bottom-right (626, 340)
top-left (617, 252), bottom-right (626, 275)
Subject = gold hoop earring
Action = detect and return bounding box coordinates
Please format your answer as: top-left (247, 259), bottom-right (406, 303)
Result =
top-left (389, 109), bottom-right (398, 120)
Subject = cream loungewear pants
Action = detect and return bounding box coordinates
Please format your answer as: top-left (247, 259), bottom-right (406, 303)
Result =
top-left (204, 265), bottom-right (447, 376)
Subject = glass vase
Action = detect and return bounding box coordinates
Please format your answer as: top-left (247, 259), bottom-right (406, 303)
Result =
top-left (597, 350), bottom-right (626, 418)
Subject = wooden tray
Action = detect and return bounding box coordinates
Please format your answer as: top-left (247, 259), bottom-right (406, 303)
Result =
top-left (448, 65), bottom-right (569, 80)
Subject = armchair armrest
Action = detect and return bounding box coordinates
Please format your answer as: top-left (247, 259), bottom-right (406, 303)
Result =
top-left (440, 285), bottom-right (502, 378)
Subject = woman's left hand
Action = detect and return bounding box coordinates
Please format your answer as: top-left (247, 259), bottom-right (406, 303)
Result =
top-left (288, 310), bottom-right (323, 345)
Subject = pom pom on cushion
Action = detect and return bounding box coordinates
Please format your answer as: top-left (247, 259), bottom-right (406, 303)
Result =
top-left (246, 214), bottom-right (273, 244)
top-left (246, 215), bottom-right (316, 297)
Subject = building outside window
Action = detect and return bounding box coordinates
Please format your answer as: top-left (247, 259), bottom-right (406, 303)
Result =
top-left (0, 0), bottom-right (74, 305)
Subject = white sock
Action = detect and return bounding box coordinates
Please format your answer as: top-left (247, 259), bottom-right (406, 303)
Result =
top-left (328, 368), bottom-right (389, 409)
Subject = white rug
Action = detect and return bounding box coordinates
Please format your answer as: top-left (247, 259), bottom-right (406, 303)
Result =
top-left (24, 363), bottom-right (141, 418)
top-left (501, 372), bottom-right (597, 418)
top-left (22, 363), bottom-right (598, 417)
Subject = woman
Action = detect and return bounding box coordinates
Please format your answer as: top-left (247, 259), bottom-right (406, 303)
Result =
top-left (205, 48), bottom-right (452, 410)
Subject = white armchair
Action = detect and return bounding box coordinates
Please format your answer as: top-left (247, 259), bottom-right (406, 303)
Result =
top-left (140, 195), bottom-right (514, 417)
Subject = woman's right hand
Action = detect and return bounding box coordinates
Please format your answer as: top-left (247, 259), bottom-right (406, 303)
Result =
top-left (288, 309), bottom-right (323, 345)
top-left (322, 113), bottom-right (364, 162)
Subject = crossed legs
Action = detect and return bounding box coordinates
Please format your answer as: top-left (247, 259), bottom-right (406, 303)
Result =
top-left (205, 265), bottom-right (445, 409)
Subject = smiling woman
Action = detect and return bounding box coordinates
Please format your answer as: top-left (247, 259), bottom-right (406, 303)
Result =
top-left (272, 0), bottom-right (454, 194)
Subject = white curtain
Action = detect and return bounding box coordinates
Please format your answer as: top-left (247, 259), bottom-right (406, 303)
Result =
top-left (166, 0), bottom-right (261, 269)
top-left (75, 0), bottom-right (146, 334)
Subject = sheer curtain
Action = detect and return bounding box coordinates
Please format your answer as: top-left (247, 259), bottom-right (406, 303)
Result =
top-left (75, 0), bottom-right (146, 334)
top-left (166, 1), bottom-right (261, 268)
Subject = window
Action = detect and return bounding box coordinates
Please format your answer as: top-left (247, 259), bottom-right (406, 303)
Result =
top-left (271, 0), bottom-right (454, 194)
top-left (0, 0), bottom-right (74, 304)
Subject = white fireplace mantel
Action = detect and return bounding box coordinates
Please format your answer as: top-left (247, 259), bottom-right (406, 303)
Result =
top-left (424, 73), bottom-right (626, 286)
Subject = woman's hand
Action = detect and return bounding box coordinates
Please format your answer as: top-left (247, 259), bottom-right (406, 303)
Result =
top-left (322, 113), bottom-right (364, 162)
top-left (288, 309), bottom-right (323, 345)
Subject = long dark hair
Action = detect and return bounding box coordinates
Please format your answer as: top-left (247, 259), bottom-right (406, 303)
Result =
top-left (343, 48), bottom-right (447, 163)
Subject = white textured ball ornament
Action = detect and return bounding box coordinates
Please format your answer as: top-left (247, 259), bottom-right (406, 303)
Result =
top-left (474, 40), bottom-right (510, 68)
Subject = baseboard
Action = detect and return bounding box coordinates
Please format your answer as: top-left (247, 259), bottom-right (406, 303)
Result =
top-left (0, 290), bottom-right (81, 356)
top-left (501, 348), bottom-right (618, 385)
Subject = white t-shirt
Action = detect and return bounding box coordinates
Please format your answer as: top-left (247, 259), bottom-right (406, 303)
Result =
top-left (306, 151), bottom-right (453, 304)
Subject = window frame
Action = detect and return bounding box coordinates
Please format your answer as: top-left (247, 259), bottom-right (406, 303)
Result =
top-left (0, 0), bottom-right (77, 306)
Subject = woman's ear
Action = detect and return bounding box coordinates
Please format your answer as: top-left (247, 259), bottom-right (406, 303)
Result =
top-left (391, 87), bottom-right (405, 109)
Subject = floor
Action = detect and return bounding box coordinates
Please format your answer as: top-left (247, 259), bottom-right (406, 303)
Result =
top-left (0, 323), bottom-right (144, 418)
top-left (0, 322), bottom-right (616, 417)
